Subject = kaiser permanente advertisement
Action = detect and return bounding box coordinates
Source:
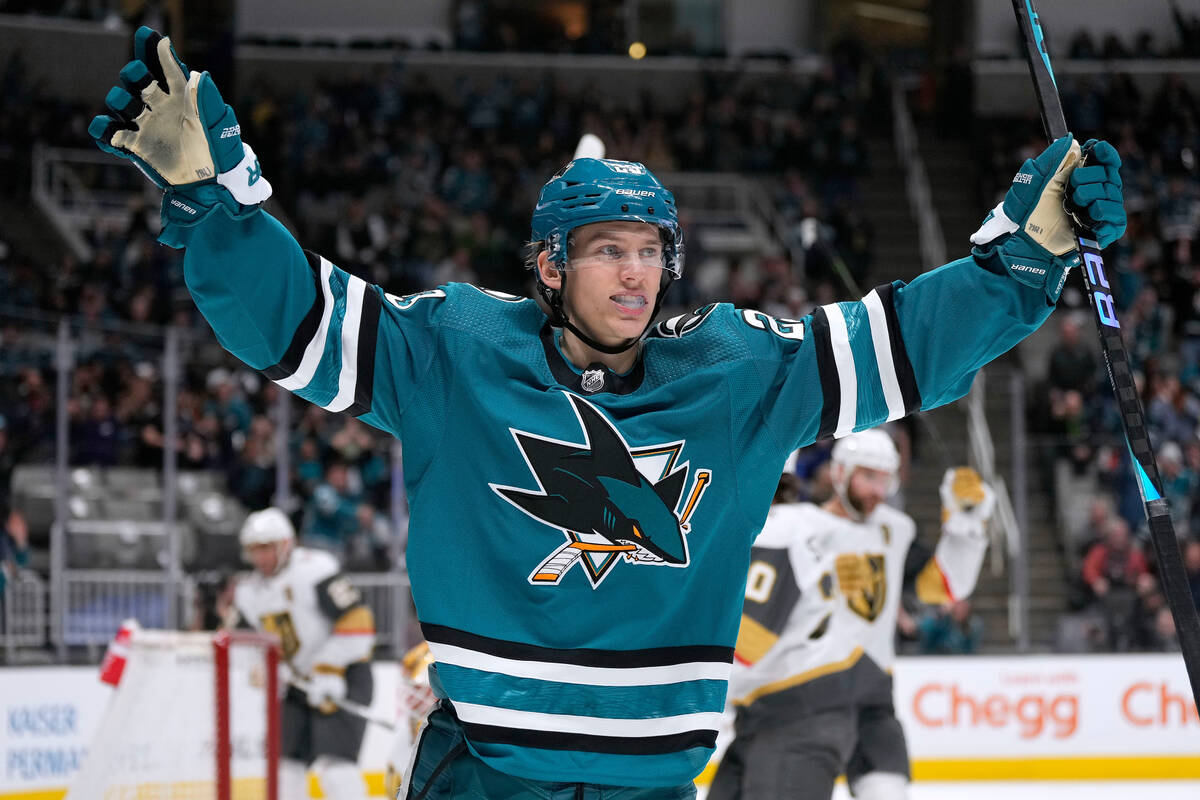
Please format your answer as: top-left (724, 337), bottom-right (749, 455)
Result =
top-left (1, 655), bottom-right (1198, 797)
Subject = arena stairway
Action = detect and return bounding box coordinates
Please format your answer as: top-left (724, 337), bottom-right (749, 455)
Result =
top-left (856, 131), bottom-right (1068, 650)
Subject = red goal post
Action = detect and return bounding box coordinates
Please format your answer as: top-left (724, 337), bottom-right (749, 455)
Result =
top-left (66, 627), bottom-right (281, 800)
top-left (215, 630), bottom-right (281, 800)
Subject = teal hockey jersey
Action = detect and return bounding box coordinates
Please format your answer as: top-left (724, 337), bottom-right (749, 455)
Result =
top-left (173, 207), bottom-right (1053, 787)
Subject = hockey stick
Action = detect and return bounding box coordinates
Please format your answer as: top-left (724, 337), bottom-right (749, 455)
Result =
top-left (1012, 0), bottom-right (1200, 700)
top-left (291, 677), bottom-right (397, 732)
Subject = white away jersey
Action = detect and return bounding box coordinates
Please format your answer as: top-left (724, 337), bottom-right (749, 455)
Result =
top-left (730, 502), bottom-right (918, 707)
top-left (233, 547), bottom-right (375, 675)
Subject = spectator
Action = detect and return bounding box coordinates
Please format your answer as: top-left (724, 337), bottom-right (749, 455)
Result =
top-left (346, 503), bottom-right (393, 571)
top-left (1081, 517), bottom-right (1149, 650)
top-left (0, 507), bottom-right (29, 597)
top-left (1157, 441), bottom-right (1198, 530)
top-left (916, 599), bottom-right (985, 655)
top-left (1185, 539), bottom-right (1200, 609)
top-left (1046, 315), bottom-right (1098, 395)
top-left (0, 414), bottom-right (16, 515)
top-left (227, 415), bottom-right (277, 511)
top-left (301, 459), bottom-right (361, 560)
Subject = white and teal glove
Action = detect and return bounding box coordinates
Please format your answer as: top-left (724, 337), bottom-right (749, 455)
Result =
top-left (970, 134), bottom-right (1126, 304)
top-left (89, 27), bottom-right (271, 233)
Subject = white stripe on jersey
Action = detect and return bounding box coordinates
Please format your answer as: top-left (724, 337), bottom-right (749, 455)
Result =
top-left (275, 257), bottom-right (335, 391)
top-left (862, 289), bottom-right (905, 422)
top-left (821, 302), bottom-right (858, 438)
top-left (451, 701), bottom-right (725, 738)
top-left (429, 642), bottom-right (732, 687)
top-left (324, 274), bottom-right (367, 413)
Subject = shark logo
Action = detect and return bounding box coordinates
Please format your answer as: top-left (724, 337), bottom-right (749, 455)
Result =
top-left (491, 393), bottom-right (712, 588)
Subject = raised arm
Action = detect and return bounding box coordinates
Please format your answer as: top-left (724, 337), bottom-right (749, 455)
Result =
top-left (89, 27), bottom-right (437, 438)
top-left (748, 133), bottom-right (1125, 455)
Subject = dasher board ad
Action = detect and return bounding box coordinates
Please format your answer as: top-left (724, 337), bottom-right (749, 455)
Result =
top-left (893, 654), bottom-right (1200, 779)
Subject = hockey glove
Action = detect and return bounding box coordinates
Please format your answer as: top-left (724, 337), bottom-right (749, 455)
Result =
top-left (305, 669), bottom-right (348, 714)
top-left (971, 134), bottom-right (1085, 304)
top-left (939, 467), bottom-right (996, 534)
top-left (1065, 139), bottom-right (1126, 247)
top-left (88, 27), bottom-right (271, 230)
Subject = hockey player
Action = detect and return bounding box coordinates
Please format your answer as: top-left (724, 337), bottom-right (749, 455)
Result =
top-left (89, 28), bottom-right (1124, 798)
top-left (232, 508), bottom-right (375, 800)
top-left (709, 430), bottom-right (996, 800)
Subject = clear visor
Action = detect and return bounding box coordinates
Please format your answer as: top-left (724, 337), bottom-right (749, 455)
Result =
top-left (845, 465), bottom-right (900, 496)
top-left (564, 245), bottom-right (668, 272)
top-left (556, 223), bottom-right (680, 277)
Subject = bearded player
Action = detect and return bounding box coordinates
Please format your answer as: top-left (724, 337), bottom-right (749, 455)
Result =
top-left (711, 430), bottom-right (995, 800)
top-left (231, 508), bottom-right (375, 800)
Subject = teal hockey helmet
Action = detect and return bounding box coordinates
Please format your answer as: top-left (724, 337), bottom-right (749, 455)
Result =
top-left (531, 158), bottom-right (683, 277)
top-left (529, 158), bottom-right (683, 355)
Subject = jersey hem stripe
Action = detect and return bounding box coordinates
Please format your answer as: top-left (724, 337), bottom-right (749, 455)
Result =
top-left (422, 623), bottom-right (733, 668)
top-left (430, 642), bottom-right (731, 685)
top-left (458, 719), bottom-right (717, 755)
top-left (733, 645), bottom-right (865, 706)
top-left (452, 701), bottom-right (724, 737)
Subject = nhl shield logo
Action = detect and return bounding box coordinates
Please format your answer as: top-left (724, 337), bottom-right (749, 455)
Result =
top-left (580, 369), bottom-right (605, 393)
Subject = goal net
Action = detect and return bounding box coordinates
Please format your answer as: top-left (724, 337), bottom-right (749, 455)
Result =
top-left (67, 628), bottom-right (280, 800)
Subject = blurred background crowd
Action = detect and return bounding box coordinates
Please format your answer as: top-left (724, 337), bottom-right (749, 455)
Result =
top-left (0, 0), bottom-right (1198, 661)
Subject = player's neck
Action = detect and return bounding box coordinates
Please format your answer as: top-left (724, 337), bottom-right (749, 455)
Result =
top-left (822, 497), bottom-right (851, 519)
top-left (559, 329), bottom-right (641, 374)
top-left (824, 496), bottom-right (867, 521)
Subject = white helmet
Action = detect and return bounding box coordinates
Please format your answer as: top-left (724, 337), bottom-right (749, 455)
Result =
top-left (830, 429), bottom-right (900, 516)
top-left (239, 507), bottom-right (295, 548)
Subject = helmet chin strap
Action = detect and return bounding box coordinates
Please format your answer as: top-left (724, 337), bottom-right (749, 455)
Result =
top-left (832, 466), bottom-right (868, 522)
top-left (544, 269), bottom-right (672, 357)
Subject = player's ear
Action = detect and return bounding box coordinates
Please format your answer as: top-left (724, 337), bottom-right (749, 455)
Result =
top-left (537, 250), bottom-right (562, 290)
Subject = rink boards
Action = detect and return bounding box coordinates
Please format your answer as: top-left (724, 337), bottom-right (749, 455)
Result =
top-left (1, 653), bottom-right (1197, 797)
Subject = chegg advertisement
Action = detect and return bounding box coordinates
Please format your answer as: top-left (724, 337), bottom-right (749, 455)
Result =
top-left (893, 654), bottom-right (1200, 779)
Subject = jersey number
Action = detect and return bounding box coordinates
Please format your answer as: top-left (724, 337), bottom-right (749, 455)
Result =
top-left (740, 310), bottom-right (804, 341)
top-left (325, 576), bottom-right (361, 610)
top-left (260, 611), bottom-right (300, 660)
top-left (384, 288), bottom-right (446, 311)
top-left (745, 561), bottom-right (778, 603)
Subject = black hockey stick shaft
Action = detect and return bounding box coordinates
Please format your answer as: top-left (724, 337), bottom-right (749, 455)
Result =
top-left (1012, 0), bottom-right (1200, 702)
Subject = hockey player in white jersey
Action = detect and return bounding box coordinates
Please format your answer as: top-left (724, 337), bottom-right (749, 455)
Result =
top-left (710, 429), bottom-right (995, 800)
top-left (232, 508), bottom-right (376, 800)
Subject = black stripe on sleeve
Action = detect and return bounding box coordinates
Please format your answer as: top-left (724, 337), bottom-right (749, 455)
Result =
top-left (347, 285), bottom-right (382, 417)
top-left (458, 720), bottom-right (717, 756)
top-left (810, 307), bottom-right (840, 440)
top-left (743, 545), bottom-right (802, 636)
top-left (874, 282), bottom-right (922, 415)
top-left (262, 250), bottom-right (326, 381)
top-left (421, 623), bottom-right (733, 668)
